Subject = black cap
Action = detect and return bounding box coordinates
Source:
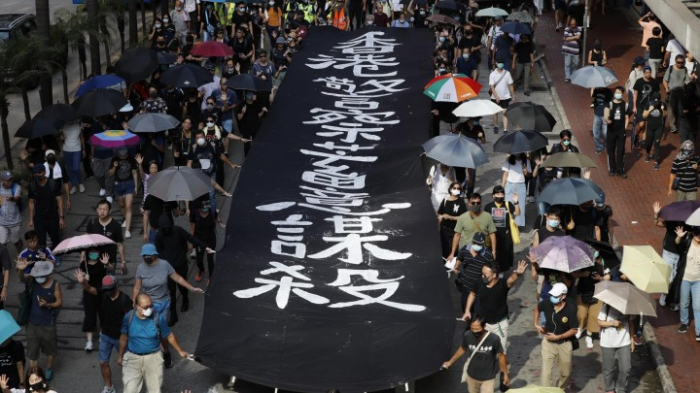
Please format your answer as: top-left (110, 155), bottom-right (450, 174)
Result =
top-left (472, 232), bottom-right (486, 244)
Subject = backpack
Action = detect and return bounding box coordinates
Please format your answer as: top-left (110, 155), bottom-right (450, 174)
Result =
top-left (125, 309), bottom-right (161, 341)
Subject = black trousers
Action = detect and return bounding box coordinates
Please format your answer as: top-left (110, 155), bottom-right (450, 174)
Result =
top-left (644, 127), bottom-right (663, 162)
top-left (348, 4), bottom-right (364, 30)
top-left (168, 263), bottom-right (189, 316)
top-left (82, 291), bottom-right (102, 332)
top-left (34, 214), bottom-right (60, 249)
top-left (606, 130), bottom-right (626, 173)
top-left (196, 247), bottom-right (215, 278)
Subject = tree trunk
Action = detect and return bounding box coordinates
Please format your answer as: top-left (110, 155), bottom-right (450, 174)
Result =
top-left (21, 88), bottom-right (31, 121)
top-left (35, 0), bottom-right (53, 108)
top-left (129, 0), bottom-right (138, 47)
top-left (78, 36), bottom-right (88, 80)
top-left (87, 0), bottom-right (101, 76)
top-left (160, 0), bottom-right (169, 19)
top-left (117, 14), bottom-right (126, 54)
top-left (100, 17), bottom-right (111, 67)
top-left (1, 105), bottom-right (12, 170)
top-left (62, 69), bottom-right (69, 103)
top-left (141, 1), bottom-right (147, 36)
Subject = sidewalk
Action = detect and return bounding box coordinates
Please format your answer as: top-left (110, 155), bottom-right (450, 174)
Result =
top-left (536, 6), bottom-right (692, 392)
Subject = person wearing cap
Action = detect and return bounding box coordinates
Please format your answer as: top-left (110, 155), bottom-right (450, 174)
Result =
top-left (534, 282), bottom-right (578, 389)
top-left (625, 56), bottom-right (645, 107)
top-left (15, 260), bottom-right (63, 382)
top-left (0, 310), bottom-right (25, 389)
top-left (453, 232), bottom-right (495, 312)
top-left (132, 244), bottom-right (204, 367)
top-left (632, 65), bottom-right (660, 145)
top-left (42, 149), bottom-right (71, 213)
top-left (484, 185), bottom-right (520, 273)
top-left (27, 166), bottom-right (64, 250)
top-left (74, 272), bottom-right (131, 393)
top-left (449, 193), bottom-right (497, 262)
top-left (0, 171), bottom-right (23, 253)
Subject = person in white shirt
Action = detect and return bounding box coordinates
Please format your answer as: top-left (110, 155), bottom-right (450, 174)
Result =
top-left (663, 35), bottom-right (684, 70)
top-left (597, 304), bottom-right (634, 393)
top-left (489, 64), bottom-right (515, 134)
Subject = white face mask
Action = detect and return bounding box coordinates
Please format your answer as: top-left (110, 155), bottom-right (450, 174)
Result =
top-left (206, 121), bottom-right (215, 128)
top-left (141, 307), bottom-right (153, 317)
top-left (34, 276), bottom-right (47, 284)
top-left (450, 189), bottom-right (461, 196)
top-left (196, 138), bottom-right (206, 146)
top-left (471, 244), bottom-right (483, 252)
top-left (155, 24), bottom-right (161, 29)
top-left (269, 1), bottom-right (275, 4)
top-left (462, 53), bottom-right (469, 59)
top-left (163, 18), bottom-right (169, 23)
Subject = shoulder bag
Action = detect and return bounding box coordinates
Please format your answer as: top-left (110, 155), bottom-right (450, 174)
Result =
top-left (460, 331), bottom-right (491, 383)
top-left (489, 70), bottom-right (507, 97)
top-left (16, 280), bottom-right (35, 326)
top-left (506, 203), bottom-right (521, 245)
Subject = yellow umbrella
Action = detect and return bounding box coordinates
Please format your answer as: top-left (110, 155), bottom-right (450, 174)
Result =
top-left (620, 245), bottom-right (672, 294)
top-left (507, 386), bottom-right (565, 393)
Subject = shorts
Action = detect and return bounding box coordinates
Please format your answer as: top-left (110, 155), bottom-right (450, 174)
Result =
top-left (0, 225), bottom-right (21, 244)
top-left (492, 98), bottom-right (511, 109)
top-left (153, 298), bottom-right (171, 322)
top-left (114, 180), bottom-right (135, 197)
top-left (99, 332), bottom-right (120, 363)
top-left (635, 109), bottom-right (646, 122)
top-left (26, 322), bottom-right (58, 359)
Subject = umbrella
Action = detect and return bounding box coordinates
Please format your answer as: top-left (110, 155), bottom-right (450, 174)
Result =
top-left (507, 11), bottom-right (534, 24)
top-left (0, 310), bottom-right (20, 344)
top-left (533, 235), bottom-right (595, 273)
top-left (475, 7), bottom-right (509, 17)
top-left (424, 74), bottom-right (482, 102)
top-left (75, 74), bottom-right (125, 98)
top-left (507, 386), bottom-right (565, 393)
top-left (620, 245), bottom-right (671, 293)
top-left (500, 21), bottom-right (531, 35)
top-left (52, 234), bottom-right (116, 255)
top-left (72, 89), bottom-right (129, 117)
top-left (89, 129), bottom-right (141, 149)
top-left (541, 152), bottom-right (597, 168)
top-left (594, 280), bottom-right (657, 318)
top-left (685, 207), bottom-right (700, 226)
top-left (147, 166), bottom-right (212, 201)
top-left (426, 14), bottom-right (459, 25)
top-left (190, 41), bottom-right (235, 57)
top-left (36, 104), bottom-right (79, 123)
top-left (15, 117), bottom-right (63, 139)
top-left (493, 130), bottom-right (548, 154)
top-left (537, 177), bottom-right (601, 206)
top-left (585, 240), bottom-right (621, 271)
top-left (160, 64), bottom-right (214, 88)
top-left (157, 52), bottom-right (178, 65)
top-left (400, 0), bottom-right (427, 4)
top-left (115, 48), bottom-right (159, 82)
top-left (225, 74), bottom-right (272, 92)
top-left (504, 102), bottom-right (557, 132)
top-left (127, 113), bottom-right (181, 133)
top-left (570, 66), bottom-right (619, 88)
top-left (453, 99), bottom-right (504, 117)
top-left (659, 201), bottom-right (700, 222)
top-left (436, 0), bottom-right (467, 11)
top-left (422, 134), bottom-right (489, 168)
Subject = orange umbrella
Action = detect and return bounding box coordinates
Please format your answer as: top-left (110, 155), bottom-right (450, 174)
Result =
top-left (423, 73), bottom-right (482, 102)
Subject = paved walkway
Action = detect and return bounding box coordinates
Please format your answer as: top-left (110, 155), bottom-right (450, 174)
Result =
top-left (537, 5), bottom-right (694, 392)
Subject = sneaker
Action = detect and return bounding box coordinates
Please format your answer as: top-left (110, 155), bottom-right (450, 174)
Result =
top-left (673, 304), bottom-right (680, 311)
top-left (585, 335), bottom-right (594, 349)
top-left (69, 186), bottom-right (77, 195)
top-left (125, 230), bottom-right (131, 239)
top-left (609, 171), bottom-right (615, 177)
top-left (164, 351), bottom-right (174, 369)
top-left (653, 162), bottom-right (660, 171)
top-left (101, 387), bottom-right (116, 393)
top-left (106, 196), bottom-right (114, 203)
top-left (590, 103), bottom-right (595, 108)
top-left (503, 129), bottom-right (509, 135)
top-left (679, 323), bottom-right (688, 333)
top-left (85, 341), bottom-right (93, 352)
top-left (195, 271), bottom-right (204, 282)
top-left (45, 369), bottom-right (54, 382)
top-left (190, 249), bottom-right (196, 259)
top-left (99, 188), bottom-right (106, 196)
top-left (696, 334), bottom-right (700, 342)
top-left (645, 155), bottom-right (651, 162)
top-left (619, 172), bottom-right (628, 179)
top-left (122, 221), bottom-right (127, 228)
top-left (493, 126), bottom-right (499, 134)
top-left (575, 328), bottom-right (582, 340)
top-left (670, 126), bottom-right (678, 133)
top-left (79, 184), bottom-right (85, 193)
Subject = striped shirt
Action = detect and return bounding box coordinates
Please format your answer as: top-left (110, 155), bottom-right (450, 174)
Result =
top-left (671, 157), bottom-right (699, 192)
top-left (457, 245), bottom-right (495, 293)
top-left (561, 27), bottom-right (582, 55)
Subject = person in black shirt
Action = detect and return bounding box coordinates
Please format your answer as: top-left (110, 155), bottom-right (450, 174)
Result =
top-left (237, 91), bottom-right (267, 156)
top-left (230, 27), bottom-right (255, 74)
top-left (594, 193), bottom-right (613, 244)
top-left (632, 67), bottom-right (660, 143)
top-left (568, 202), bottom-right (601, 242)
top-left (484, 185), bottom-right (520, 272)
top-left (0, 324), bottom-right (25, 390)
top-left (437, 181), bottom-right (468, 258)
top-left (142, 194), bottom-right (179, 244)
top-left (455, 232), bottom-right (495, 311)
top-left (653, 201), bottom-right (683, 308)
top-left (86, 199), bottom-right (126, 274)
top-left (193, 202), bottom-right (217, 283)
top-left (27, 166), bottom-right (64, 249)
top-left (231, 2), bottom-right (254, 37)
top-left (512, 34), bottom-right (535, 95)
top-left (76, 248), bottom-right (110, 353)
top-left (645, 27), bottom-right (665, 76)
top-left (109, 149), bottom-right (138, 239)
top-left (604, 86), bottom-right (630, 177)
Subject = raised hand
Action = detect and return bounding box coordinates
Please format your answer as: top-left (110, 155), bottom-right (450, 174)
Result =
top-left (15, 257), bottom-right (28, 271)
top-left (653, 201), bottom-right (661, 214)
top-left (135, 154), bottom-right (144, 164)
top-left (100, 253), bottom-right (111, 265)
top-left (675, 226), bottom-right (687, 238)
top-left (515, 260), bottom-right (528, 275)
top-left (74, 269), bottom-right (86, 283)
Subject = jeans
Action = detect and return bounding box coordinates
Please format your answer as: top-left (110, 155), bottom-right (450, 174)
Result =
top-left (659, 250), bottom-right (680, 305)
top-left (564, 53), bottom-right (579, 79)
top-left (64, 150), bottom-right (83, 187)
top-left (680, 280), bottom-right (700, 334)
top-left (592, 115), bottom-right (607, 152)
top-left (513, 62), bottom-right (531, 91)
top-left (505, 181), bottom-right (526, 226)
top-left (602, 345), bottom-right (631, 393)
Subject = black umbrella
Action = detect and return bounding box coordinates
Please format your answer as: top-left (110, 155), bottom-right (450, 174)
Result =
top-left (127, 113), bottom-right (180, 133)
top-left (225, 74), bottom-right (272, 92)
top-left (157, 52), bottom-right (178, 65)
top-left (160, 64), bottom-right (213, 88)
top-left (147, 166), bottom-right (212, 201)
top-left (115, 48), bottom-right (159, 82)
top-left (35, 104), bottom-right (79, 123)
top-left (493, 129), bottom-right (548, 154)
top-left (436, 0), bottom-right (467, 11)
top-left (537, 177), bottom-right (601, 206)
top-left (72, 89), bottom-right (129, 117)
top-left (15, 117), bottom-right (63, 139)
top-left (504, 102), bottom-right (557, 132)
top-left (585, 240), bottom-right (620, 271)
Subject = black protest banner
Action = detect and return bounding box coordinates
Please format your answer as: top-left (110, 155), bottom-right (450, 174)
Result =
top-left (195, 27), bottom-right (454, 393)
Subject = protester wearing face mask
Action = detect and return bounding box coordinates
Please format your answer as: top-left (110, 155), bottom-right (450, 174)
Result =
top-left (237, 91), bottom-right (268, 156)
top-left (27, 166), bottom-right (65, 251)
top-left (669, 140), bottom-right (700, 201)
top-left (453, 232), bottom-right (495, 312)
top-left (73, 248), bottom-right (111, 355)
top-left (41, 150), bottom-right (71, 213)
top-left (148, 17), bottom-right (164, 43)
top-left (484, 185), bottom-right (520, 273)
top-left (138, 87), bottom-right (168, 114)
top-left (531, 206), bottom-right (565, 296)
top-left (488, 60), bottom-right (515, 134)
top-left (448, 193), bottom-right (497, 263)
top-left (0, 366), bottom-right (57, 393)
top-left (437, 181), bottom-right (467, 258)
top-left (442, 316), bottom-right (510, 392)
top-left (15, 261), bottom-right (63, 383)
top-left (118, 294), bottom-right (191, 391)
top-left (132, 245), bottom-right (203, 368)
top-left (534, 282), bottom-right (579, 389)
top-left (456, 46), bottom-right (478, 80)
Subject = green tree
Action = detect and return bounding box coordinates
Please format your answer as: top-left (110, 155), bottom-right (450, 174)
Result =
top-left (0, 42), bottom-right (24, 170)
top-left (35, 0), bottom-right (53, 109)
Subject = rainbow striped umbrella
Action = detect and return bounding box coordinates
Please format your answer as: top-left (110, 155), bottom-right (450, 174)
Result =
top-left (89, 129), bottom-right (140, 149)
top-left (423, 74), bottom-right (482, 103)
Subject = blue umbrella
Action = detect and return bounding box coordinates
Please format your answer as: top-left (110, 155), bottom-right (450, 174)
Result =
top-left (422, 134), bottom-right (489, 168)
top-left (570, 65), bottom-right (619, 88)
top-left (75, 74), bottom-right (125, 98)
top-left (0, 310), bottom-right (20, 343)
top-left (500, 21), bottom-right (532, 35)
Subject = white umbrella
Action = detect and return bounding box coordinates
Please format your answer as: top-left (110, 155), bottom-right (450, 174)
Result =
top-left (686, 207), bottom-right (700, 226)
top-left (453, 99), bottom-right (504, 118)
top-left (475, 7), bottom-right (509, 17)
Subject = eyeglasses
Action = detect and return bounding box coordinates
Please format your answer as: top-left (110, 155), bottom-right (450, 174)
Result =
top-left (141, 304), bottom-right (153, 309)
top-left (562, 138), bottom-right (571, 142)
top-left (677, 62), bottom-right (685, 65)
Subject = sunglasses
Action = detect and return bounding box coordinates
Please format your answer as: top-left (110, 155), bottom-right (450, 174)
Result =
top-left (562, 138), bottom-right (571, 141)
top-left (677, 62), bottom-right (685, 65)
top-left (470, 202), bottom-right (481, 206)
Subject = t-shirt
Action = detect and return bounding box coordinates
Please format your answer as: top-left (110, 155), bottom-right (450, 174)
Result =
top-left (102, 291), bottom-right (133, 339)
top-left (593, 88), bottom-right (611, 117)
top-left (493, 35), bottom-right (514, 62)
top-left (639, 20), bottom-right (661, 49)
top-left (454, 212), bottom-right (497, 249)
top-left (663, 223), bottom-right (681, 254)
top-left (598, 305), bottom-right (631, 348)
top-left (484, 201), bottom-right (514, 232)
top-left (646, 37), bottom-right (664, 59)
top-left (514, 40), bottom-right (534, 64)
top-left (664, 65), bottom-right (690, 91)
top-left (570, 208), bottom-right (598, 241)
top-left (538, 298), bottom-right (579, 337)
top-left (86, 217), bottom-right (124, 265)
top-left (684, 242), bottom-right (700, 282)
top-left (456, 57), bottom-right (478, 77)
top-left (121, 311), bottom-right (172, 354)
top-left (142, 195), bottom-right (177, 230)
top-left (80, 260), bottom-right (108, 291)
top-left (437, 198), bottom-right (468, 231)
top-left (461, 331), bottom-right (504, 381)
top-left (645, 102), bottom-right (664, 129)
top-left (473, 279), bottom-right (510, 323)
top-left (457, 246), bottom-right (494, 293)
top-left (189, 142), bottom-right (219, 176)
top-left (633, 78), bottom-right (660, 108)
top-left (671, 156), bottom-right (700, 193)
top-left (110, 156), bottom-right (137, 183)
top-left (238, 100), bottom-right (264, 135)
top-left (666, 39), bottom-right (685, 67)
top-left (135, 259), bottom-right (176, 302)
top-left (0, 340), bottom-right (25, 389)
top-left (486, 25), bottom-right (502, 50)
top-left (27, 179), bottom-right (60, 218)
top-left (502, 159), bottom-right (531, 183)
top-left (210, 89), bottom-right (238, 121)
top-left (0, 183), bottom-right (21, 227)
top-left (489, 70), bottom-right (513, 100)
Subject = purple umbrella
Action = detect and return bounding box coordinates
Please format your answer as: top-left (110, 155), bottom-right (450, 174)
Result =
top-left (533, 235), bottom-right (595, 273)
top-left (659, 201), bottom-right (700, 222)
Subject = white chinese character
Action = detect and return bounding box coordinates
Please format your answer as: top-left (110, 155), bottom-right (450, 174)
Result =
top-left (334, 31), bottom-right (400, 55)
top-left (325, 215), bottom-right (379, 234)
top-left (233, 262), bottom-right (329, 309)
top-left (308, 234), bottom-right (411, 264)
top-left (327, 269), bottom-right (425, 312)
top-left (302, 171), bottom-right (366, 189)
top-left (256, 201), bottom-right (412, 217)
top-left (306, 54), bottom-right (399, 77)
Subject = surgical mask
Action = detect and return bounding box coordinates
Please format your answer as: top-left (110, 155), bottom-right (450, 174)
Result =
top-left (410, 16), bottom-right (415, 22)
top-left (469, 204), bottom-right (481, 213)
top-left (245, 93), bottom-right (254, 100)
top-left (149, 91), bottom-right (158, 98)
top-left (494, 196), bottom-right (504, 203)
top-left (46, 156), bottom-right (56, 165)
top-left (481, 275), bottom-right (490, 284)
top-left (206, 104), bottom-right (214, 110)
top-left (550, 295), bottom-right (562, 305)
top-left (420, 10), bottom-right (426, 15)
top-left (88, 252), bottom-right (100, 260)
top-left (562, 140), bottom-right (570, 146)
top-left (462, 53), bottom-right (469, 59)
top-left (450, 189), bottom-right (461, 196)
top-left (497, 63), bottom-right (505, 69)
top-left (465, 30), bottom-right (473, 35)
top-left (226, 67), bottom-right (235, 73)
top-left (547, 219), bottom-right (559, 228)
top-left (594, 251), bottom-right (600, 259)
top-left (206, 121), bottom-right (215, 128)
top-left (269, 1), bottom-right (275, 5)
top-left (455, 15), bottom-right (461, 21)
top-left (439, 36), bottom-right (446, 42)
top-left (196, 138), bottom-right (206, 146)
top-left (141, 307), bottom-right (153, 317)
top-left (471, 244), bottom-right (483, 252)
top-left (176, 6), bottom-right (182, 11)
top-left (438, 68), bottom-right (446, 73)
top-left (239, 7), bottom-right (246, 11)
top-left (163, 18), bottom-right (169, 23)
top-left (34, 276), bottom-right (47, 284)
top-left (201, 207), bottom-right (210, 213)
top-left (155, 23), bottom-right (162, 29)
top-left (614, 93), bottom-right (623, 100)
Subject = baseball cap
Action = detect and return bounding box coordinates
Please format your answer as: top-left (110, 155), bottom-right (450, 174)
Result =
top-left (275, 37), bottom-right (287, 45)
top-left (633, 56), bottom-right (645, 65)
top-left (45, 149), bottom-right (56, 157)
top-left (472, 232), bottom-right (486, 245)
top-left (0, 171), bottom-right (12, 181)
top-left (549, 282), bottom-right (568, 297)
top-left (32, 165), bottom-right (46, 174)
top-left (643, 65), bottom-right (652, 72)
top-left (102, 275), bottom-right (117, 291)
top-left (141, 243), bottom-right (158, 256)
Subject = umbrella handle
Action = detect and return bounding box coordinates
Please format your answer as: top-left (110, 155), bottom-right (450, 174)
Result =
top-left (639, 312), bottom-right (643, 328)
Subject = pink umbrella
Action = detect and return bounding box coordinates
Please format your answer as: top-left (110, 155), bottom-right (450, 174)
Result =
top-left (533, 235), bottom-right (595, 273)
top-left (52, 234), bottom-right (115, 255)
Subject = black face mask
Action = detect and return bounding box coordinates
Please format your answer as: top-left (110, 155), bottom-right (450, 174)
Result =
top-left (472, 330), bottom-right (484, 338)
top-left (46, 156), bottom-right (56, 165)
top-left (149, 91), bottom-right (158, 98)
top-left (494, 197), bottom-right (504, 203)
top-left (143, 256), bottom-right (156, 264)
top-left (161, 227), bottom-right (172, 234)
top-left (29, 382), bottom-right (47, 392)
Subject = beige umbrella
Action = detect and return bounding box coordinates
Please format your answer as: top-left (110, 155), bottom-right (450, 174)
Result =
top-left (594, 280), bottom-right (657, 318)
top-left (507, 386), bottom-right (565, 393)
top-left (541, 152), bottom-right (598, 168)
top-left (620, 245), bottom-right (672, 294)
